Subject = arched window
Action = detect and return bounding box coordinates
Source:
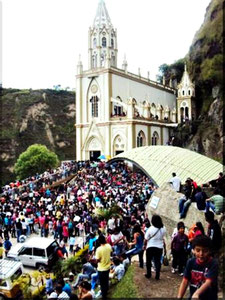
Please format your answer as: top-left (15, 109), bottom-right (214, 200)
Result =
top-left (152, 131), bottom-right (159, 146)
top-left (185, 107), bottom-right (189, 119)
top-left (90, 96), bottom-right (99, 117)
top-left (180, 107), bottom-right (184, 123)
top-left (93, 38), bottom-right (97, 48)
top-left (137, 131), bottom-right (146, 147)
top-left (113, 97), bottom-right (123, 116)
top-left (101, 53), bottom-right (105, 67)
top-left (188, 89), bottom-right (191, 96)
top-left (111, 39), bottom-right (114, 47)
top-left (113, 135), bottom-right (125, 155)
top-left (102, 37), bottom-right (107, 47)
top-left (151, 103), bottom-right (156, 117)
top-left (182, 90), bottom-right (185, 96)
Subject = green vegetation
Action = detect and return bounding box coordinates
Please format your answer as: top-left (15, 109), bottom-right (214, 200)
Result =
top-left (95, 204), bottom-right (121, 221)
top-left (14, 144), bottom-right (59, 179)
top-left (52, 245), bottom-right (89, 278)
top-left (1, 88), bottom-right (76, 184)
top-left (157, 58), bottom-right (185, 85)
top-left (109, 265), bottom-right (139, 298)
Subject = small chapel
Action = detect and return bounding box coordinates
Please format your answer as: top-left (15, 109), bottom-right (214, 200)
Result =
top-left (75, 0), bottom-right (195, 161)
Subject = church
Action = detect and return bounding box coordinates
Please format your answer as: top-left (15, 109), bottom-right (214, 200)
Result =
top-left (75, 0), bottom-right (195, 161)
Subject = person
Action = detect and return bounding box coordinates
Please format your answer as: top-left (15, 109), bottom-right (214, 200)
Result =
top-left (55, 284), bottom-right (70, 299)
top-left (15, 218), bottom-right (22, 242)
top-left (205, 211), bottom-right (222, 254)
top-left (88, 233), bottom-right (97, 253)
top-left (194, 222), bottom-right (205, 236)
top-left (69, 234), bottom-right (76, 254)
top-left (0, 242), bottom-right (4, 259)
top-left (78, 281), bottom-right (93, 299)
top-left (73, 258), bottom-right (96, 288)
top-left (170, 173), bottom-right (181, 192)
top-left (171, 222), bottom-right (188, 275)
top-left (206, 190), bottom-right (225, 214)
top-left (126, 224), bottom-right (144, 268)
top-left (120, 252), bottom-right (130, 271)
top-left (3, 237), bottom-right (12, 257)
top-left (111, 227), bottom-right (126, 256)
top-left (178, 179), bottom-right (193, 218)
top-left (194, 186), bottom-right (207, 211)
top-left (45, 274), bottom-right (54, 295)
top-left (208, 172), bottom-right (225, 196)
top-left (177, 235), bottom-right (218, 300)
top-left (109, 256), bottom-right (125, 282)
top-left (95, 234), bottom-right (112, 300)
top-left (144, 214), bottom-right (166, 280)
top-left (58, 278), bottom-right (72, 297)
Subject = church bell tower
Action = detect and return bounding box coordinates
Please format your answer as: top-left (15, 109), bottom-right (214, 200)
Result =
top-left (177, 64), bottom-right (196, 122)
top-left (88, 0), bottom-right (118, 69)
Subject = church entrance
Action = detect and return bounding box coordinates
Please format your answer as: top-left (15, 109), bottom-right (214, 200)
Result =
top-left (90, 151), bottom-right (101, 161)
top-left (115, 151), bottom-right (123, 155)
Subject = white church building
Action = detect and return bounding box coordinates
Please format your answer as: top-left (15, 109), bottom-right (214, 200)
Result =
top-left (75, 0), bottom-right (195, 161)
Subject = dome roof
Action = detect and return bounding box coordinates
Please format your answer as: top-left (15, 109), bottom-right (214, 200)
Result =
top-left (111, 146), bottom-right (223, 187)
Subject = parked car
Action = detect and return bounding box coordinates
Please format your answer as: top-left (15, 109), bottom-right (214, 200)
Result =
top-left (7, 237), bottom-right (59, 269)
top-left (0, 258), bottom-right (23, 299)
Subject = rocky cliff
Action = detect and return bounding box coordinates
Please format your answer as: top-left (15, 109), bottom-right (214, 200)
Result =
top-left (164, 0), bottom-right (223, 162)
top-left (184, 0), bottom-right (223, 162)
top-left (0, 88), bottom-right (76, 184)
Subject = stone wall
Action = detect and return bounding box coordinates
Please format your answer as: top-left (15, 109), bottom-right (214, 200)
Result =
top-left (146, 183), bottom-right (215, 250)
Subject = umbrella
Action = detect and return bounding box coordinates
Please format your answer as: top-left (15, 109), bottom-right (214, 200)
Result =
top-left (98, 154), bottom-right (111, 160)
top-left (98, 154), bottom-right (106, 159)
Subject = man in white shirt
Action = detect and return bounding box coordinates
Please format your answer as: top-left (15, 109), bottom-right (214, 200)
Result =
top-left (170, 173), bottom-right (181, 192)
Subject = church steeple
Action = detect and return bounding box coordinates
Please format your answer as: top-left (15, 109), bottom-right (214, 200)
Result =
top-left (88, 0), bottom-right (118, 69)
top-left (93, 0), bottom-right (112, 28)
top-left (177, 64), bottom-right (196, 122)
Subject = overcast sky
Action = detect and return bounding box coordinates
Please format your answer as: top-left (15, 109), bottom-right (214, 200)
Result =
top-left (1, 0), bottom-right (210, 90)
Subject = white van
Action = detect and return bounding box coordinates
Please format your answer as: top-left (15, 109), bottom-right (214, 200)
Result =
top-left (0, 259), bottom-right (23, 299)
top-left (7, 237), bottom-right (59, 269)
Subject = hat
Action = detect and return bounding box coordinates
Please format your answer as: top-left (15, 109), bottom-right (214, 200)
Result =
top-left (69, 272), bottom-right (74, 276)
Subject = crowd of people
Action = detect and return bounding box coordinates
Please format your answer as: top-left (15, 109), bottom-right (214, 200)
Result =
top-left (0, 160), bottom-right (224, 299)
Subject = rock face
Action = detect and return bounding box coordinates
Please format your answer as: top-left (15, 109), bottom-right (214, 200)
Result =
top-left (172, 0), bottom-right (223, 162)
top-left (0, 88), bottom-right (76, 184)
top-left (146, 183), bottom-right (211, 249)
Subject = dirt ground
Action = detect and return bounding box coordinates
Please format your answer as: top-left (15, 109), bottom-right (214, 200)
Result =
top-left (133, 261), bottom-right (183, 298)
top-left (133, 261), bottom-right (224, 299)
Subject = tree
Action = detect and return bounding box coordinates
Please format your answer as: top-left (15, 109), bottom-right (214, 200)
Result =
top-left (156, 58), bottom-right (185, 85)
top-left (14, 144), bottom-right (59, 180)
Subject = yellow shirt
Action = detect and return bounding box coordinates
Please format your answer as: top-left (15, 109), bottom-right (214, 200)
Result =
top-left (0, 247), bottom-right (4, 257)
top-left (96, 244), bottom-right (112, 271)
top-left (56, 211), bottom-right (62, 219)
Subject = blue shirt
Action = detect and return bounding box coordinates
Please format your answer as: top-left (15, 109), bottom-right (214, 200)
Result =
top-left (63, 283), bottom-right (72, 296)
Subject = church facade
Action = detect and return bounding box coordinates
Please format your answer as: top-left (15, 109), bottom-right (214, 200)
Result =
top-left (76, 0), bottom-right (195, 161)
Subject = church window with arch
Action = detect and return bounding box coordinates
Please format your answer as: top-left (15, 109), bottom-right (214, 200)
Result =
top-left (102, 37), bottom-right (107, 47)
top-left (113, 97), bottom-right (124, 116)
top-left (137, 131), bottom-right (146, 147)
top-left (152, 131), bottom-right (159, 145)
top-left (90, 96), bottom-right (99, 117)
top-left (111, 39), bottom-right (114, 47)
